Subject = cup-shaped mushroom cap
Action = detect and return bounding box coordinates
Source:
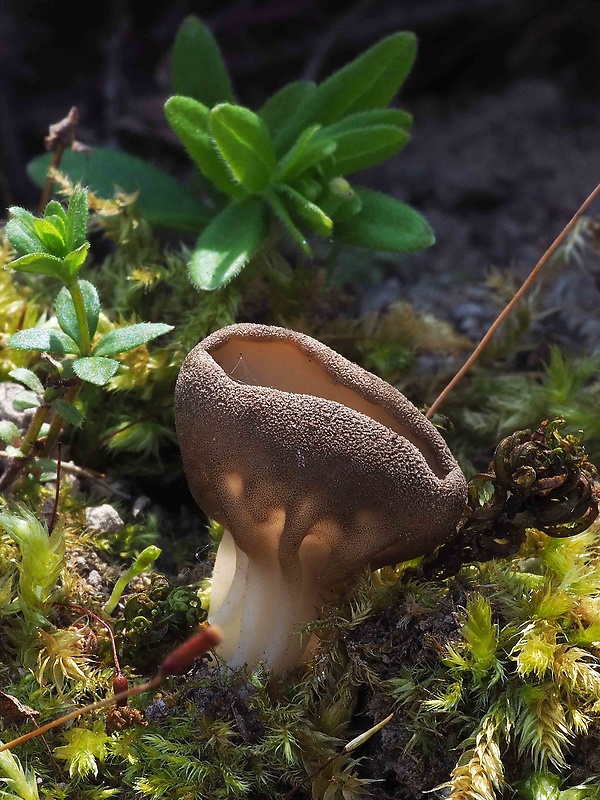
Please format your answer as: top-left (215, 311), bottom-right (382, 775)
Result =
top-left (175, 323), bottom-right (467, 673)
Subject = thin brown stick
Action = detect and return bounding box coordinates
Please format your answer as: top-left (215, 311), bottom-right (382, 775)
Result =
top-left (39, 107), bottom-right (79, 212)
top-left (58, 602), bottom-right (121, 675)
top-left (426, 181), bottom-right (600, 420)
top-left (0, 625), bottom-right (222, 753)
top-left (0, 676), bottom-right (161, 753)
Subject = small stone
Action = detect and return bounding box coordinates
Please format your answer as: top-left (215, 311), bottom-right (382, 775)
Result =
top-left (0, 382), bottom-right (35, 432)
top-left (85, 504), bottom-right (124, 533)
top-left (87, 569), bottom-right (102, 587)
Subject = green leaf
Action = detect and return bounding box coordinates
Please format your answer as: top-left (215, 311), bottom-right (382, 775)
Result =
top-left (210, 104), bottom-right (276, 193)
top-left (266, 189), bottom-right (311, 255)
top-left (40, 468), bottom-right (59, 482)
top-left (5, 208), bottom-right (47, 256)
top-left (27, 148), bottom-right (210, 234)
top-left (258, 81), bottom-right (316, 142)
top-left (8, 327), bottom-right (80, 354)
top-left (7, 252), bottom-right (67, 281)
top-left (275, 32), bottom-right (417, 152)
top-left (0, 420), bottom-right (20, 443)
top-left (276, 184), bottom-right (333, 237)
top-left (93, 322), bottom-right (174, 356)
top-left (318, 108), bottom-right (413, 136)
top-left (189, 197), bottom-right (269, 290)
top-left (55, 281), bottom-right (100, 346)
top-left (65, 187), bottom-right (89, 250)
top-left (32, 218), bottom-right (67, 255)
top-left (12, 389), bottom-right (42, 410)
top-left (50, 398), bottom-right (84, 427)
top-left (72, 357), bottom-right (120, 386)
top-left (44, 214), bottom-right (67, 244)
top-left (164, 96), bottom-right (244, 198)
top-left (323, 126), bottom-right (410, 177)
top-left (4, 444), bottom-right (24, 458)
top-left (8, 368), bottom-right (44, 394)
top-left (172, 15), bottom-right (235, 106)
top-left (61, 243), bottom-right (90, 282)
top-left (81, 280), bottom-right (101, 340)
top-left (334, 187), bottom-right (435, 252)
top-left (44, 199), bottom-right (67, 222)
top-left (275, 125), bottom-right (336, 182)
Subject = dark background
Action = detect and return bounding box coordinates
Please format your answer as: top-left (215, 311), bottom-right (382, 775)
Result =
top-left (3, 0), bottom-right (600, 207)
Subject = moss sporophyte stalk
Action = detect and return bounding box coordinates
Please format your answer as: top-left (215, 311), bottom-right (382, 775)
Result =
top-left (2, 11), bottom-right (600, 800)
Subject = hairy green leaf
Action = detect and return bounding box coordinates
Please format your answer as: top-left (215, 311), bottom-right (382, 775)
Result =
top-left (32, 218), bottom-right (66, 255)
top-left (318, 108), bottom-right (413, 136)
top-left (5, 207), bottom-right (46, 255)
top-left (65, 187), bottom-right (89, 250)
top-left (275, 126), bottom-right (336, 182)
top-left (8, 368), bottom-right (44, 394)
top-left (12, 389), bottom-right (42, 410)
top-left (258, 81), bottom-right (316, 142)
top-left (43, 213), bottom-right (67, 243)
top-left (172, 15), bottom-right (235, 106)
top-left (50, 398), bottom-right (84, 427)
top-left (72, 357), bottom-right (120, 386)
top-left (61, 243), bottom-right (90, 282)
top-left (323, 125), bottom-right (410, 177)
top-left (189, 197), bottom-right (269, 290)
top-left (266, 189), bottom-right (311, 255)
top-left (7, 252), bottom-right (67, 281)
top-left (276, 184), bottom-right (333, 237)
top-left (334, 187), bottom-right (434, 252)
top-left (210, 104), bottom-right (276, 193)
top-left (164, 96), bottom-right (243, 198)
top-left (8, 327), bottom-right (80, 354)
top-left (0, 420), bottom-right (20, 444)
top-left (93, 322), bottom-right (174, 356)
top-left (44, 199), bottom-right (67, 221)
top-left (275, 32), bottom-right (417, 152)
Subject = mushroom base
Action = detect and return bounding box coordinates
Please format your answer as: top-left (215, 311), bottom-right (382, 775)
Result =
top-left (208, 529), bottom-right (325, 674)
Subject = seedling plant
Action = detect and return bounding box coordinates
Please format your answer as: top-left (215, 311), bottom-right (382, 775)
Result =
top-left (0, 188), bottom-right (172, 490)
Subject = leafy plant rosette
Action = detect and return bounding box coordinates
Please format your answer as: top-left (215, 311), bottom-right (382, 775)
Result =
top-left (28, 17), bottom-right (434, 292)
top-left (0, 188), bottom-right (172, 483)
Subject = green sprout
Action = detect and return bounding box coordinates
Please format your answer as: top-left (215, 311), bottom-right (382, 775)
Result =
top-left (0, 188), bottom-right (173, 489)
top-left (104, 544), bottom-right (162, 615)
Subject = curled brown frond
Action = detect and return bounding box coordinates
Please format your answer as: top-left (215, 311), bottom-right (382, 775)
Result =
top-left (424, 418), bottom-right (599, 579)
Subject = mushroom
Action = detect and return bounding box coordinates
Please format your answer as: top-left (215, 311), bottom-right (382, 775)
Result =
top-left (175, 323), bottom-right (467, 674)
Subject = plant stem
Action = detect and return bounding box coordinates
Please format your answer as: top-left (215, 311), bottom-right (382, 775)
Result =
top-left (0, 405), bottom-right (50, 490)
top-left (426, 180), bottom-right (600, 420)
top-left (68, 280), bottom-right (91, 355)
top-left (18, 405), bottom-right (49, 455)
top-left (41, 383), bottom-right (82, 458)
